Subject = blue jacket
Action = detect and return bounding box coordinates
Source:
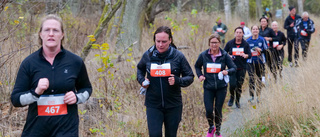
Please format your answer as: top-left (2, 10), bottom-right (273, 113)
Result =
top-left (295, 18), bottom-right (315, 41)
top-left (246, 36), bottom-right (268, 64)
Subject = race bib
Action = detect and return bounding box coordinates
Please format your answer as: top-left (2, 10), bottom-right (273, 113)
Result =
top-left (232, 48), bottom-right (244, 56)
top-left (301, 30), bottom-right (308, 36)
top-left (150, 63), bottom-right (171, 77)
top-left (37, 94), bottom-right (67, 116)
top-left (251, 49), bottom-right (260, 56)
top-left (217, 28), bottom-right (223, 32)
top-left (267, 41), bottom-right (270, 47)
top-left (273, 41), bottom-right (279, 48)
top-left (206, 63), bottom-right (221, 73)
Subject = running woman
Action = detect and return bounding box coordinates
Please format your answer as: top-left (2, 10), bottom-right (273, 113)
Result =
top-left (246, 25), bottom-right (268, 103)
top-left (224, 27), bottom-right (251, 108)
top-left (11, 14), bottom-right (92, 137)
top-left (271, 21), bottom-right (287, 78)
top-left (195, 34), bottom-right (236, 137)
top-left (137, 26), bottom-right (194, 137)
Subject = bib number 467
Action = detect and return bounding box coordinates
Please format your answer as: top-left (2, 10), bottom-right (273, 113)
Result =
top-left (45, 106), bottom-right (60, 114)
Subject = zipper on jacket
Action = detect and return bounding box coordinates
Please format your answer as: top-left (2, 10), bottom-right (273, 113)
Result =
top-left (160, 77), bottom-right (164, 108)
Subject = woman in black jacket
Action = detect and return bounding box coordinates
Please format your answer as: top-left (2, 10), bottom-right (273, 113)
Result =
top-left (271, 21), bottom-right (287, 79)
top-left (224, 27), bottom-right (251, 108)
top-left (195, 34), bottom-right (236, 137)
top-left (11, 14), bottom-right (92, 137)
top-left (137, 26), bottom-right (194, 137)
top-left (259, 17), bottom-right (278, 80)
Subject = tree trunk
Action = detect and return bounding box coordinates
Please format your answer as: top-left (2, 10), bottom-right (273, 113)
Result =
top-left (219, 0), bottom-right (224, 11)
top-left (177, 0), bottom-right (182, 14)
top-left (282, 0), bottom-right (288, 17)
top-left (80, 0), bottom-right (122, 61)
top-left (108, 4), bottom-right (123, 43)
top-left (224, 0), bottom-right (231, 24)
top-left (297, 0), bottom-right (303, 15)
top-left (116, 0), bottom-right (149, 53)
top-left (256, 0), bottom-right (262, 19)
top-left (243, 0), bottom-right (249, 23)
top-left (144, 0), bottom-right (161, 26)
top-left (272, 0), bottom-right (277, 17)
top-left (237, 0), bottom-right (243, 21)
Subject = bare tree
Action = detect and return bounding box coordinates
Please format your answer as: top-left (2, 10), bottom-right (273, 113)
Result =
top-left (297, 0), bottom-right (303, 15)
top-left (0, 0), bottom-right (9, 14)
top-left (282, 0), bottom-right (289, 17)
top-left (243, 0), bottom-right (249, 23)
top-left (177, 0), bottom-right (182, 14)
top-left (81, 0), bottom-right (122, 60)
top-left (224, 0), bottom-right (231, 24)
top-left (116, 0), bottom-right (149, 53)
top-left (256, 0), bottom-right (262, 19)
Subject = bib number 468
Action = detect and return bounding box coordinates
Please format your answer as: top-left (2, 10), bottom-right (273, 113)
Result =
top-left (45, 106), bottom-right (60, 114)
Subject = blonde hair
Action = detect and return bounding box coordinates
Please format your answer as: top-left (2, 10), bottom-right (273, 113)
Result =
top-left (38, 14), bottom-right (64, 46)
top-left (271, 21), bottom-right (278, 26)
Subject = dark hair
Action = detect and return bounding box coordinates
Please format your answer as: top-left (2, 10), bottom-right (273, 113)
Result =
top-left (289, 6), bottom-right (295, 11)
top-left (208, 34), bottom-right (221, 46)
top-left (259, 16), bottom-right (269, 23)
top-left (234, 26), bottom-right (244, 33)
top-left (153, 26), bottom-right (177, 49)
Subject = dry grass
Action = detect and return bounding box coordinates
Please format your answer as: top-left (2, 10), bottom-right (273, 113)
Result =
top-left (1, 4), bottom-right (320, 137)
top-left (232, 15), bottom-right (320, 136)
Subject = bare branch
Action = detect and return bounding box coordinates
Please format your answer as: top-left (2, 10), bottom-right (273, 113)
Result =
top-left (80, 0), bottom-right (122, 61)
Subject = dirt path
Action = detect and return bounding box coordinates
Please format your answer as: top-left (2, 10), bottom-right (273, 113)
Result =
top-left (220, 66), bottom-right (295, 136)
top-left (220, 88), bottom-right (255, 137)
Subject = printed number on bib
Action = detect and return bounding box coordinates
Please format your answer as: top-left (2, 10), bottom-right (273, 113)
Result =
top-left (150, 63), bottom-right (171, 77)
top-left (232, 48), bottom-right (244, 56)
top-left (251, 49), bottom-right (260, 56)
top-left (301, 30), bottom-right (308, 36)
top-left (37, 94), bottom-right (67, 116)
top-left (273, 41), bottom-right (279, 48)
top-left (206, 63), bottom-right (221, 73)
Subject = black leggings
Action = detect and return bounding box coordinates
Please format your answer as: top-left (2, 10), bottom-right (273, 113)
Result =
top-left (295, 39), bottom-right (310, 61)
top-left (287, 37), bottom-right (297, 62)
top-left (247, 63), bottom-right (264, 97)
top-left (146, 106), bottom-right (182, 137)
top-left (229, 69), bottom-right (246, 102)
top-left (204, 87), bottom-right (227, 132)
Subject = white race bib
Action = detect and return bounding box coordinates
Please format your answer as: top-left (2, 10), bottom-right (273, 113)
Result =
top-left (273, 41), bottom-right (279, 48)
top-left (301, 30), bottom-right (308, 36)
top-left (232, 48), bottom-right (244, 56)
top-left (251, 49), bottom-right (260, 56)
top-left (150, 63), bottom-right (171, 77)
top-left (206, 63), bottom-right (221, 73)
top-left (37, 94), bottom-right (67, 116)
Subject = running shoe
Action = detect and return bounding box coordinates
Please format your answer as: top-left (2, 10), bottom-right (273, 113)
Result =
top-left (235, 101), bottom-right (241, 108)
top-left (248, 96), bottom-right (254, 103)
top-left (215, 132), bottom-right (222, 137)
top-left (228, 98), bottom-right (234, 107)
top-left (206, 126), bottom-right (216, 137)
top-left (289, 62), bottom-right (293, 67)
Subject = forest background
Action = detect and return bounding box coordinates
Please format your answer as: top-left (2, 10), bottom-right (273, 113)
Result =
top-left (0, 0), bottom-right (320, 136)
